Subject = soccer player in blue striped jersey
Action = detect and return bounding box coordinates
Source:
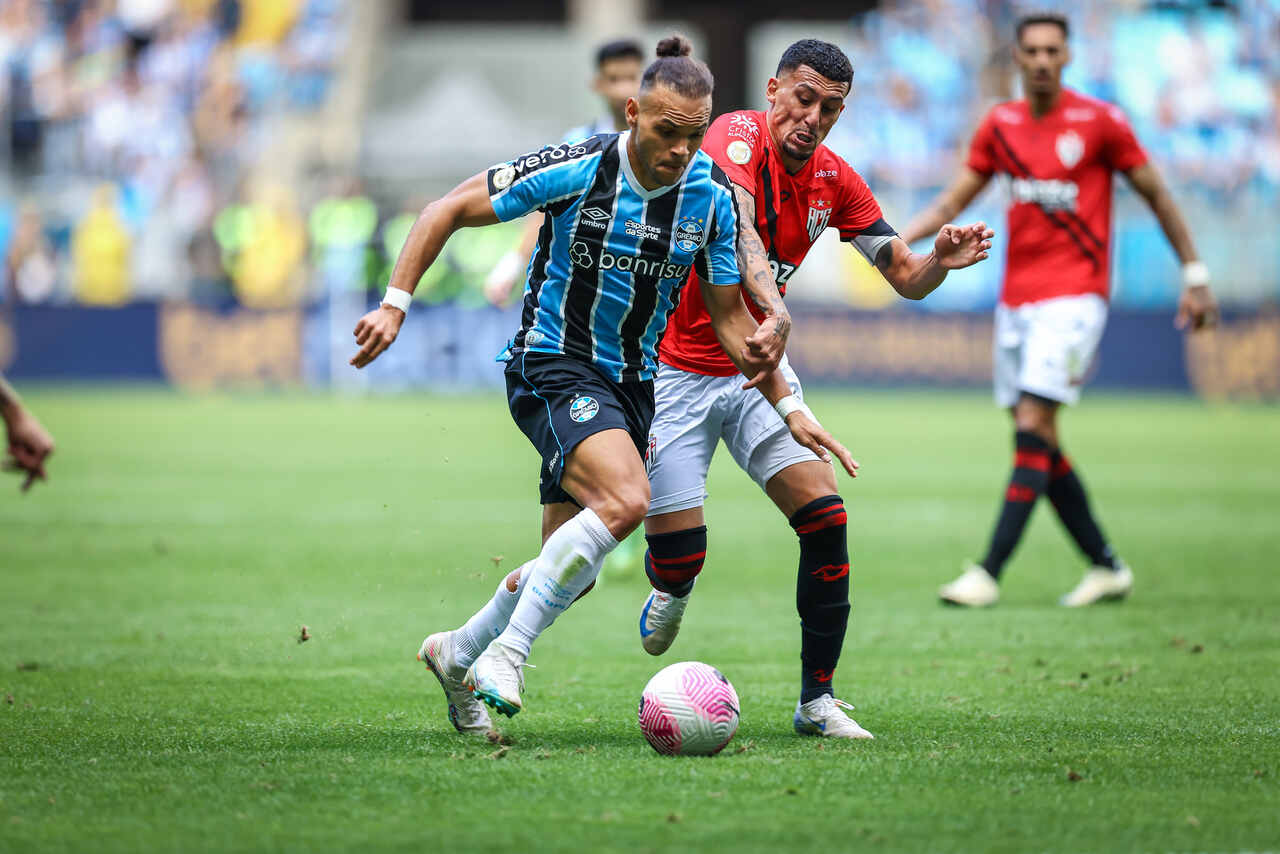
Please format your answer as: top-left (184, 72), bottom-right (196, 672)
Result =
top-left (350, 37), bottom-right (853, 732)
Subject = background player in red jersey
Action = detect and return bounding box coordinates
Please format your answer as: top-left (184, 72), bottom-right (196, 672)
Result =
top-left (901, 13), bottom-right (1219, 609)
top-left (639, 39), bottom-right (994, 739)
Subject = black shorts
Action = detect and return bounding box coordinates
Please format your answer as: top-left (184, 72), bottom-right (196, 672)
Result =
top-left (505, 351), bottom-right (655, 505)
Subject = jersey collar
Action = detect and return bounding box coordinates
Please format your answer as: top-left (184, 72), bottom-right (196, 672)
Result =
top-left (618, 131), bottom-right (684, 200)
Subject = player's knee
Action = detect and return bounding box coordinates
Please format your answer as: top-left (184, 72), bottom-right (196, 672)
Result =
top-left (600, 481), bottom-right (650, 539)
top-left (789, 494), bottom-right (848, 538)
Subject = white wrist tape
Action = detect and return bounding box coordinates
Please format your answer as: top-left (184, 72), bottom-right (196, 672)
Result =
top-left (774, 394), bottom-right (812, 421)
top-left (381, 286), bottom-right (412, 313)
top-left (1182, 261), bottom-right (1210, 288)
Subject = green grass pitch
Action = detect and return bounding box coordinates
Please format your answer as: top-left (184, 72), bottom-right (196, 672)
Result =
top-left (2, 388), bottom-right (1277, 853)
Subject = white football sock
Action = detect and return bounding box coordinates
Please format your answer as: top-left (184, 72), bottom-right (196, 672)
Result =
top-left (452, 560), bottom-right (533, 669)
top-left (496, 507), bottom-right (618, 659)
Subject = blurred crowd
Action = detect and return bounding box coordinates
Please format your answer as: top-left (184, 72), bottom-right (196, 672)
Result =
top-left (832, 0), bottom-right (1280, 203)
top-left (2, 0), bottom-right (1278, 310)
top-left (0, 0), bottom-right (343, 306)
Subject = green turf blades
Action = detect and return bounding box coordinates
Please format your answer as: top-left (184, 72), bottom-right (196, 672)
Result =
top-left (1, 389), bottom-right (1277, 853)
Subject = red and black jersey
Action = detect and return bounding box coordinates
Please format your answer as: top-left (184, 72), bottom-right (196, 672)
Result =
top-left (660, 110), bottom-right (896, 376)
top-left (967, 88), bottom-right (1148, 307)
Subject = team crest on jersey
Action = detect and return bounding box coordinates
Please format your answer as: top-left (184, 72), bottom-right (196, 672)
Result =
top-left (674, 216), bottom-right (706, 252)
top-left (805, 201), bottom-right (832, 242)
top-left (569, 395), bottom-right (599, 423)
top-left (1056, 130), bottom-right (1085, 169)
top-left (726, 140), bottom-right (752, 165)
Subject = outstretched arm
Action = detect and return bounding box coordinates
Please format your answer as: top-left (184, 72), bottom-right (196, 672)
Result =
top-left (1123, 162), bottom-right (1218, 330)
top-left (900, 168), bottom-right (991, 245)
top-left (731, 184), bottom-right (791, 366)
top-left (350, 172), bottom-right (500, 367)
top-left (873, 222), bottom-right (995, 301)
top-left (0, 374), bottom-right (54, 492)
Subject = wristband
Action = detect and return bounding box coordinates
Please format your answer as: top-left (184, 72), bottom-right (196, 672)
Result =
top-left (1182, 261), bottom-right (1210, 288)
top-left (774, 394), bottom-right (807, 421)
top-left (381, 286), bottom-right (412, 313)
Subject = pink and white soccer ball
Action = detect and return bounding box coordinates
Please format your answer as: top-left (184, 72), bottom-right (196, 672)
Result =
top-left (638, 661), bottom-right (740, 756)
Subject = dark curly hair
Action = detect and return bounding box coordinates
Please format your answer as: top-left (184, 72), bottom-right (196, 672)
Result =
top-left (1016, 12), bottom-right (1069, 43)
top-left (776, 39), bottom-right (853, 86)
top-left (640, 35), bottom-right (713, 99)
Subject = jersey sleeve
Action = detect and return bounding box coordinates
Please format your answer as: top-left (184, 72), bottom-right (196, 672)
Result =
top-left (1101, 105), bottom-right (1149, 172)
top-left (696, 169), bottom-right (742, 287)
top-left (965, 110), bottom-right (999, 176)
top-left (486, 140), bottom-right (602, 222)
top-left (703, 111), bottom-right (764, 190)
top-left (834, 167), bottom-right (899, 265)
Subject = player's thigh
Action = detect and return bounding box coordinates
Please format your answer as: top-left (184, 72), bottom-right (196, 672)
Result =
top-left (722, 357), bottom-right (821, 498)
top-left (1018, 294), bottom-right (1107, 407)
top-left (646, 364), bottom-right (724, 518)
top-left (560, 428), bottom-right (650, 515)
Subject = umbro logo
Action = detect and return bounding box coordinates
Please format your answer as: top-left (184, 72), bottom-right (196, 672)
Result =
top-left (581, 206), bottom-right (611, 221)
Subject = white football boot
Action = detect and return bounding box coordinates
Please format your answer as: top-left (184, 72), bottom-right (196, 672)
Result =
top-left (1059, 562), bottom-right (1133, 607)
top-left (793, 695), bottom-right (874, 739)
top-left (639, 586), bottom-right (692, 656)
top-left (465, 640), bottom-right (528, 718)
top-left (417, 632), bottom-right (492, 736)
top-left (938, 562), bottom-right (1000, 607)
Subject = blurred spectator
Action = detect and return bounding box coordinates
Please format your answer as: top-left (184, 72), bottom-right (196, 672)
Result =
top-left (5, 201), bottom-right (58, 304)
top-left (309, 176), bottom-right (377, 296)
top-left (216, 179), bottom-right (305, 307)
top-left (72, 183), bottom-right (131, 306)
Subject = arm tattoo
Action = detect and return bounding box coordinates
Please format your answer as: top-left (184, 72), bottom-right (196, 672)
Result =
top-left (732, 184), bottom-right (790, 340)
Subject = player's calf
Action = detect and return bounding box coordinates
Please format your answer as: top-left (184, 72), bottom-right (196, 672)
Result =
top-left (790, 495), bottom-right (851, 704)
top-left (638, 526), bottom-right (706, 655)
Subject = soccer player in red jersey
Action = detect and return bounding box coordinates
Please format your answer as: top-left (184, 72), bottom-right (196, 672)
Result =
top-left (639, 39), bottom-right (994, 739)
top-left (901, 13), bottom-right (1218, 609)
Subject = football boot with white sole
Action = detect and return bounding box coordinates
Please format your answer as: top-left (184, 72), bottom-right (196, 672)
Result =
top-left (417, 632), bottom-right (492, 736)
top-left (938, 562), bottom-right (1000, 607)
top-left (465, 640), bottom-right (529, 718)
top-left (639, 586), bottom-right (692, 656)
top-left (793, 695), bottom-right (874, 739)
top-left (1059, 562), bottom-right (1133, 607)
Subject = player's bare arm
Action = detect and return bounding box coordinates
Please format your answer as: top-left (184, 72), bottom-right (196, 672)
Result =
top-left (731, 183), bottom-right (792, 362)
top-left (350, 172), bottom-right (501, 368)
top-left (899, 168), bottom-right (991, 245)
top-left (874, 222), bottom-right (995, 300)
top-left (1123, 162), bottom-right (1218, 331)
top-left (0, 374), bottom-right (54, 492)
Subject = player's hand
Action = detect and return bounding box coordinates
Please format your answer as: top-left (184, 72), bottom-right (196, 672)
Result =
top-left (3, 407), bottom-right (54, 492)
top-left (350, 305), bottom-right (406, 369)
top-left (784, 410), bottom-right (859, 478)
top-left (1175, 284), bottom-right (1218, 332)
top-left (740, 317), bottom-right (786, 387)
top-left (934, 221), bottom-right (995, 269)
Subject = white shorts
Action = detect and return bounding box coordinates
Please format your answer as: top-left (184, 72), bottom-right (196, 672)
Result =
top-left (646, 356), bottom-right (821, 516)
top-left (994, 293), bottom-right (1108, 408)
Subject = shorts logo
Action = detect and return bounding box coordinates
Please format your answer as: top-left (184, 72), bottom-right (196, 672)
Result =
top-left (569, 395), bottom-right (599, 423)
top-left (726, 140), bottom-right (752, 165)
top-left (1056, 130), bottom-right (1085, 170)
top-left (645, 433), bottom-right (657, 475)
top-left (548, 450), bottom-right (560, 473)
top-left (525, 329), bottom-right (545, 346)
top-left (674, 217), bottom-right (706, 252)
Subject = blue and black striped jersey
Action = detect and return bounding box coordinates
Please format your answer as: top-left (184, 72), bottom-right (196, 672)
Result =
top-left (487, 132), bottom-right (740, 383)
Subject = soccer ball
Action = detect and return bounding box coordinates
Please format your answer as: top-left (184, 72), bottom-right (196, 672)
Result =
top-left (638, 661), bottom-right (740, 756)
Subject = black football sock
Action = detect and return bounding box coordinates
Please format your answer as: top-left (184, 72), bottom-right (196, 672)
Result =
top-left (979, 430), bottom-right (1052, 579)
top-left (644, 527), bottom-right (707, 598)
top-left (790, 495), bottom-right (851, 704)
top-left (1047, 450), bottom-right (1118, 569)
